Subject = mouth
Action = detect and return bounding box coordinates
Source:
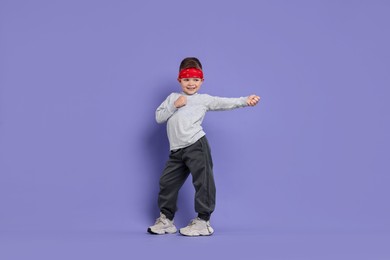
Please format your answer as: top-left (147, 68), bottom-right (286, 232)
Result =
top-left (187, 86), bottom-right (197, 90)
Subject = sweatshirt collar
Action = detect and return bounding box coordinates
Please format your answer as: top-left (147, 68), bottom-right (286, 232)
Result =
top-left (181, 92), bottom-right (199, 96)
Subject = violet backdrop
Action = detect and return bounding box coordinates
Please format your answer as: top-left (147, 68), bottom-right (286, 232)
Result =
top-left (0, 0), bottom-right (389, 259)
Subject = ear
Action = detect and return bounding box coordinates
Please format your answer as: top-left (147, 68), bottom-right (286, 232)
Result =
top-left (177, 78), bottom-right (181, 83)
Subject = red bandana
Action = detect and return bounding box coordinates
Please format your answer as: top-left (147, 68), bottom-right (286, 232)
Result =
top-left (178, 67), bottom-right (204, 79)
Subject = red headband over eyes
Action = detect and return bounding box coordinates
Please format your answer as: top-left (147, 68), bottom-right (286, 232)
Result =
top-left (178, 67), bottom-right (204, 79)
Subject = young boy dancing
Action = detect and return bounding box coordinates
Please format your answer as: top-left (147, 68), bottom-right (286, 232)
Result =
top-left (148, 57), bottom-right (260, 236)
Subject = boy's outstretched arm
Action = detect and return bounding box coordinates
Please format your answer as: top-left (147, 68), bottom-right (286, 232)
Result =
top-left (247, 95), bottom-right (260, 106)
top-left (205, 94), bottom-right (261, 111)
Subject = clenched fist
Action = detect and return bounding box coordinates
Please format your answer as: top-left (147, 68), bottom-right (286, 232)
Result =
top-left (174, 95), bottom-right (187, 108)
top-left (247, 95), bottom-right (260, 106)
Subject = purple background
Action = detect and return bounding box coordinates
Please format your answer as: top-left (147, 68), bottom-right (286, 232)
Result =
top-left (1, 0), bottom-right (389, 259)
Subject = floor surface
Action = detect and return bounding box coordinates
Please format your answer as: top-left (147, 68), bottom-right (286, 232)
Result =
top-left (1, 228), bottom-right (389, 260)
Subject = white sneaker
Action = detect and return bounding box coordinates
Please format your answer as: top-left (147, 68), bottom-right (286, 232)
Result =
top-left (179, 217), bottom-right (214, 236)
top-left (147, 213), bottom-right (177, 235)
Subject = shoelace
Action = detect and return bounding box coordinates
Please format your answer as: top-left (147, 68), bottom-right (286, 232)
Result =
top-left (154, 216), bottom-right (168, 225)
top-left (188, 219), bottom-right (198, 226)
top-left (188, 218), bottom-right (204, 226)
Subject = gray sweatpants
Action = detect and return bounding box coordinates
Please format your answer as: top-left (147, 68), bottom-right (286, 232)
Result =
top-left (158, 136), bottom-right (216, 221)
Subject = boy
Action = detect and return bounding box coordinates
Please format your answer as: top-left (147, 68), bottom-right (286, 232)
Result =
top-left (148, 57), bottom-right (260, 236)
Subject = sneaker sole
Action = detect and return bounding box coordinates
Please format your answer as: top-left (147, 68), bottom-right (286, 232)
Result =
top-left (147, 227), bottom-right (177, 235)
top-left (179, 230), bottom-right (214, 237)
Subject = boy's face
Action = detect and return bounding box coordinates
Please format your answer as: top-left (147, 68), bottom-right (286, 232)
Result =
top-left (178, 78), bottom-right (204, 95)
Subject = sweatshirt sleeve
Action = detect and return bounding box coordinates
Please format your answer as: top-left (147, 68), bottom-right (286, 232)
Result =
top-left (155, 93), bottom-right (178, 124)
top-left (204, 94), bottom-right (248, 111)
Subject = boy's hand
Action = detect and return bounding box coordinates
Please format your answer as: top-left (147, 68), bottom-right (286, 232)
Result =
top-left (174, 95), bottom-right (187, 108)
top-left (247, 95), bottom-right (260, 106)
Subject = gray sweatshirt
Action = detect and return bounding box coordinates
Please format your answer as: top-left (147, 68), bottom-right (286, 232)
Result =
top-left (156, 92), bottom-right (248, 151)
